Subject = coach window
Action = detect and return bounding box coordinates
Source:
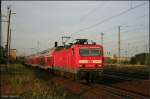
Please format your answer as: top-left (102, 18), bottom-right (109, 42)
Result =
top-left (72, 48), bottom-right (74, 56)
top-left (48, 57), bottom-right (51, 61)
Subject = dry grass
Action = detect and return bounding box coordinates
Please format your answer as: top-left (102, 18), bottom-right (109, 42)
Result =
top-left (0, 64), bottom-right (79, 99)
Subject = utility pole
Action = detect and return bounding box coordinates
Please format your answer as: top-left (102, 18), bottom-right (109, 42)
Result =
top-left (127, 43), bottom-right (130, 57)
top-left (146, 44), bottom-right (149, 65)
top-left (6, 5), bottom-right (16, 70)
top-left (6, 6), bottom-right (11, 69)
top-left (118, 26), bottom-right (121, 66)
top-left (101, 32), bottom-right (104, 45)
top-left (0, 16), bottom-right (1, 47)
top-left (8, 28), bottom-right (11, 58)
top-left (125, 49), bottom-right (127, 61)
top-left (37, 41), bottom-right (40, 53)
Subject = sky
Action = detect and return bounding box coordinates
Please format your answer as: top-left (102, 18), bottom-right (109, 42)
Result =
top-left (1, 1), bottom-right (149, 57)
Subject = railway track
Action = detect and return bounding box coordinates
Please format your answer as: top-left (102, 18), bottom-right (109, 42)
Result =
top-left (94, 84), bottom-right (148, 99)
top-left (50, 76), bottom-right (149, 99)
top-left (103, 71), bottom-right (148, 80)
top-left (104, 71), bottom-right (149, 79)
top-left (102, 73), bottom-right (144, 81)
top-left (25, 65), bottom-right (149, 99)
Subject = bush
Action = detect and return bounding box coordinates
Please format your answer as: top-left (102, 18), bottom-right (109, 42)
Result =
top-left (130, 53), bottom-right (149, 65)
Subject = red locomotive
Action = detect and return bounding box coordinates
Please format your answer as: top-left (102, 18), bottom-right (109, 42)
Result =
top-left (25, 39), bottom-right (104, 82)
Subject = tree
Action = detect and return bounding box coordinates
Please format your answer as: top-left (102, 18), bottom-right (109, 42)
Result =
top-left (130, 53), bottom-right (149, 65)
top-left (0, 46), bottom-right (6, 64)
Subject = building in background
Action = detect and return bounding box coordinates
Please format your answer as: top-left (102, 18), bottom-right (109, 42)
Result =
top-left (9, 49), bottom-right (17, 61)
top-left (104, 54), bottom-right (130, 64)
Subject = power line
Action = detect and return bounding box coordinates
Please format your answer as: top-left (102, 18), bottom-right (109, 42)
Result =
top-left (100, 32), bottom-right (104, 45)
top-left (122, 24), bottom-right (144, 31)
top-left (102, 29), bottom-right (148, 43)
top-left (71, 2), bottom-right (147, 36)
top-left (101, 25), bottom-right (148, 38)
top-left (118, 13), bottom-right (148, 28)
top-left (93, 26), bottom-right (117, 35)
top-left (124, 39), bottom-right (148, 45)
top-left (103, 40), bottom-right (148, 54)
top-left (118, 26), bottom-right (121, 66)
top-left (104, 34), bottom-right (148, 45)
top-left (89, 12), bottom-right (148, 40)
top-left (80, 2), bottom-right (106, 22)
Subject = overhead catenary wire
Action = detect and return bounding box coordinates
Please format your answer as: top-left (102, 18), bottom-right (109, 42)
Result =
top-left (70, 2), bottom-right (147, 36)
top-left (91, 12), bottom-right (148, 41)
top-left (104, 40), bottom-right (148, 56)
top-left (121, 26), bottom-right (148, 33)
top-left (94, 21), bottom-right (146, 42)
top-left (104, 34), bottom-right (148, 45)
top-left (79, 2), bottom-right (106, 22)
top-left (93, 26), bottom-right (148, 44)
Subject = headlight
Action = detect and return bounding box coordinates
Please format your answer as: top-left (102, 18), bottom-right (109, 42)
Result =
top-left (98, 64), bottom-right (102, 67)
top-left (79, 64), bottom-right (85, 68)
top-left (95, 64), bottom-right (101, 68)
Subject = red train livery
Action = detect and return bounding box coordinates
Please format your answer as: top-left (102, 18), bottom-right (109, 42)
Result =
top-left (25, 39), bottom-right (104, 82)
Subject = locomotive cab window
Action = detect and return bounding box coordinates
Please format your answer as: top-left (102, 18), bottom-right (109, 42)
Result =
top-left (90, 48), bottom-right (100, 56)
top-left (79, 48), bottom-right (89, 56)
top-left (79, 48), bottom-right (101, 56)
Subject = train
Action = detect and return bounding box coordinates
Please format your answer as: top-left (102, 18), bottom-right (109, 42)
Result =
top-left (25, 39), bottom-right (104, 82)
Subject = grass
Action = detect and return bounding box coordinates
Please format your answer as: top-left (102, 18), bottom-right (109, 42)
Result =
top-left (0, 64), bottom-right (79, 99)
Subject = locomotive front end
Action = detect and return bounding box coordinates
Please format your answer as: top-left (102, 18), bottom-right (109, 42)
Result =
top-left (78, 47), bottom-right (103, 68)
top-left (76, 45), bottom-right (104, 82)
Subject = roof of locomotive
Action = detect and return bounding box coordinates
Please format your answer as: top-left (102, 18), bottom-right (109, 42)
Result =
top-left (55, 43), bottom-right (102, 52)
top-left (55, 38), bottom-right (102, 50)
top-left (74, 44), bottom-right (102, 47)
top-left (26, 39), bottom-right (102, 57)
